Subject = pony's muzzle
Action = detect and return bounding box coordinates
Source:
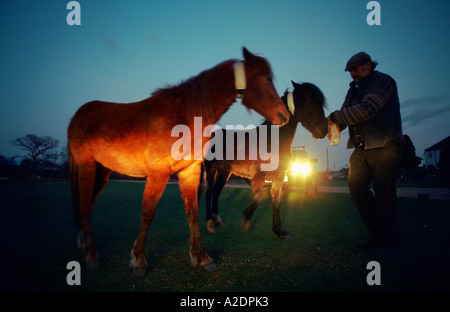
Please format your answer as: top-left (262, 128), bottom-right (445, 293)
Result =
top-left (313, 125), bottom-right (328, 139)
top-left (277, 112), bottom-right (289, 126)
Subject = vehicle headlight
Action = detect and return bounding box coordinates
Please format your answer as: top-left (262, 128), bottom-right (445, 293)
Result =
top-left (291, 162), bottom-right (311, 176)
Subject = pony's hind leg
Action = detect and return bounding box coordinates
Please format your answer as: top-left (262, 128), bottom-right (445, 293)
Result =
top-left (242, 173), bottom-right (264, 232)
top-left (130, 175), bottom-right (168, 276)
top-left (212, 168), bottom-right (230, 220)
top-left (76, 162), bottom-right (102, 270)
top-left (179, 163), bottom-right (217, 272)
top-left (270, 180), bottom-right (292, 240)
top-left (93, 163), bottom-right (112, 202)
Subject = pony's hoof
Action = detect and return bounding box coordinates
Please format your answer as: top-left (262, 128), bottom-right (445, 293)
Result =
top-left (206, 220), bottom-right (215, 233)
top-left (212, 214), bottom-right (224, 226)
top-left (203, 262), bottom-right (217, 272)
top-left (133, 266), bottom-right (147, 277)
top-left (189, 253), bottom-right (217, 272)
top-left (242, 219), bottom-right (251, 233)
top-left (85, 252), bottom-right (99, 270)
top-left (274, 230), bottom-right (293, 240)
top-left (129, 253), bottom-right (148, 276)
top-left (86, 260), bottom-right (99, 271)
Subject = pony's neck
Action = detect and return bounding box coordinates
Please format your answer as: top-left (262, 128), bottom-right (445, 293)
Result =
top-left (279, 119), bottom-right (298, 151)
top-left (260, 118), bottom-right (298, 152)
top-left (201, 60), bottom-right (239, 125)
top-left (147, 60), bottom-right (239, 127)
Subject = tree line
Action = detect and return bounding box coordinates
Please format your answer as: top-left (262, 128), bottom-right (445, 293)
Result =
top-left (0, 134), bottom-right (146, 182)
top-left (1, 134), bottom-right (68, 181)
top-left (0, 133), bottom-right (447, 182)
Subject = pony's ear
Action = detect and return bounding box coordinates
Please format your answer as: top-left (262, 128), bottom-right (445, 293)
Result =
top-left (291, 80), bottom-right (299, 88)
top-left (243, 47), bottom-right (253, 62)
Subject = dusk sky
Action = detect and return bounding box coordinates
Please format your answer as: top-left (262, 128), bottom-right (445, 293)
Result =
top-left (1, 0), bottom-right (449, 171)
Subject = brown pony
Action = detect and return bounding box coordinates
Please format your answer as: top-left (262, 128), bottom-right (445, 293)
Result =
top-left (68, 47), bottom-right (289, 275)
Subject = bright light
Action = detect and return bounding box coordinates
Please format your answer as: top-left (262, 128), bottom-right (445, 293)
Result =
top-left (266, 176), bottom-right (289, 183)
top-left (291, 162), bottom-right (311, 176)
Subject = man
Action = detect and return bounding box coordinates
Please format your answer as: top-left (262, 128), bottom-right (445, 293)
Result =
top-left (328, 52), bottom-right (405, 258)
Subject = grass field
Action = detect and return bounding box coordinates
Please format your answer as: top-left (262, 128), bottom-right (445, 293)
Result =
top-left (0, 180), bottom-right (449, 292)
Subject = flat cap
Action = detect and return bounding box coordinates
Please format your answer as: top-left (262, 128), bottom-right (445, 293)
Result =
top-left (345, 52), bottom-right (372, 71)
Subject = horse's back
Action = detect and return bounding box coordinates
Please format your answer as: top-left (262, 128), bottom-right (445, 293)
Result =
top-left (70, 100), bottom-right (139, 131)
top-left (67, 99), bottom-right (194, 177)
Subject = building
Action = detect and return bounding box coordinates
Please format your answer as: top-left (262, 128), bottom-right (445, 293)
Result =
top-left (423, 136), bottom-right (450, 170)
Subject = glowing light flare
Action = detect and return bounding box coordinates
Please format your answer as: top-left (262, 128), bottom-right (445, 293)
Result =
top-left (291, 162), bottom-right (311, 176)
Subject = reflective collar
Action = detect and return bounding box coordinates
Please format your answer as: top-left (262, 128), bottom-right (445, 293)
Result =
top-left (287, 92), bottom-right (295, 114)
top-left (233, 62), bottom-right (246, 99)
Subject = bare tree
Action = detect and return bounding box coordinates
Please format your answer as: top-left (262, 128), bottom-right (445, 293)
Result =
top-left (10, 134), bottom-right (59, 180)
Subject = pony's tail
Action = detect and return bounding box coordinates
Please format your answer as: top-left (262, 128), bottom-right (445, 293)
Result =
top-left (68, 146), bottom-right (81, 230)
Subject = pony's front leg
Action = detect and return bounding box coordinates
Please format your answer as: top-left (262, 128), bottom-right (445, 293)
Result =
top-left (208, 168), bottom-right (230, 231)
top-left (130, 176), bottom-right (168, 276)
top-left (242, 174), bottom-right (264, 232)
top-left (179, 163), bottom-right (217, 272)
top-left (270, 180), bottom-right (292, 240)
top-left (204, 161), bottom-right (217, 233)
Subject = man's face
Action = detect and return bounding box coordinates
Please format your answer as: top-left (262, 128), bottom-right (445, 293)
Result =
top-left (350, 62), bottom-right (371, 82)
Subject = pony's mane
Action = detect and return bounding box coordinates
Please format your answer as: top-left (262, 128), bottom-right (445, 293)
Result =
top-left (147, 52), bottom-right (276, 121)
top-left (151, 59), bottom-right (238, 98)
top-left (150, 51), bottom-right (275, 102)
top-left (149, 59), bottom-right (238, 119)
top-left (294, 82), bottom-right (327, 109)
top-left (248, 52), bottom-right (275, 78)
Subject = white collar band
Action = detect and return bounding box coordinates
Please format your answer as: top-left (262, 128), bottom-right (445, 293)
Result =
top-left (233, 62), bottom-right (246, 98)
top-left (287, 92), bottom-right (295, 114)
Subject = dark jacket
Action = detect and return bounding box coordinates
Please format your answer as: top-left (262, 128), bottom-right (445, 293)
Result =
top-left (330, 70), bottom-right (404, 150)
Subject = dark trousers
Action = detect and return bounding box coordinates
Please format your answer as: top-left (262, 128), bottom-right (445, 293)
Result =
top-left (348, 144), bottom-right (404, 248)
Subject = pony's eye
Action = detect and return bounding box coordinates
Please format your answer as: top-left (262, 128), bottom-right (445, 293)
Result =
top-left (267, 77), bottom-right (273, 83)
